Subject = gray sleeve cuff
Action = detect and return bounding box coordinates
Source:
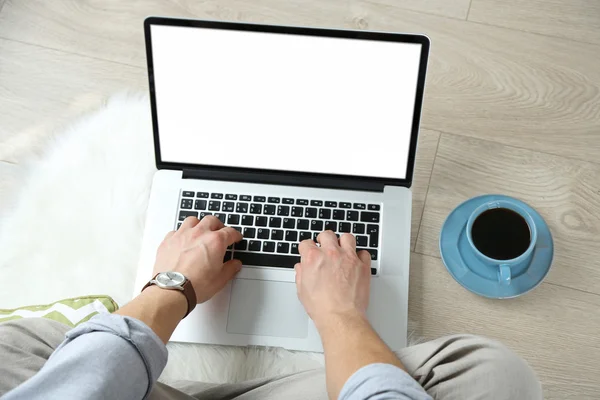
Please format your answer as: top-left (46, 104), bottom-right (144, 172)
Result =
top-left (339, 363), bottom-right (432, 400)
top-left (57, 313), bottom-right (168, 397)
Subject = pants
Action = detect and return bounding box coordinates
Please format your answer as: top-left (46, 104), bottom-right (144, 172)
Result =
top-left (0, 318), bottom-right (542, 400)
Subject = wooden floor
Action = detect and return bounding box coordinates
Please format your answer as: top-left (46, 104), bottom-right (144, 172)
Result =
top-left (1, 1), bottom-right (599, 398)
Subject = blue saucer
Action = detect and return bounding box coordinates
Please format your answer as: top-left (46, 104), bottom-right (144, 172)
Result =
top-left (439, 195), bottom-right (553, 299)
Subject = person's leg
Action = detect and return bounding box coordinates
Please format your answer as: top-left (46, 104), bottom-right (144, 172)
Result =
top-left (398, 334), bottom-right (543, 399)
top-left (0, 318), bottom-right (70, 396)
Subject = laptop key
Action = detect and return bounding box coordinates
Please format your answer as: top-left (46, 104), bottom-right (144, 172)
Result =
top-left (211, 193), bottom-right (223, 199)
top-left (291, 207), bottom-right (304, 217)
top-left (369, 231), bottom-right (379, 248)
top-left (353, 223), bottom-right (365, 234)
top-left (250, 203), bottom-right (262, 214)
top-left (196, 192), bottom-right (209, 198)
top-left (277, 242), bottom-right (290, 254)
top-left (332, 209), bottom-right (345, 220)
top-left (291, 243), bottom-right (299, 254)
top-left (296, 199), bottom-right (309, 205)
top-left (299, 231), bottom-right (312, 242)
top-left (241, 215), bottom-right (254, 226)
top-left (339, 222), bottom-right (351, 233)
top-left (257, 228), bottom-right (270, 239)
top-left (354, 203), bottom-right (366, 210)
top-left (283, 218), bottom-right (295, 229)
top-left (214, 213), bottom-right (226, 224)
top-left (360, 211), bottom-right (380, 223)
top-left (370, 268), bottom-right (377, 276)
top-left (235, 252), bottom-right (299, 268)
top-left (222, 201), bottom-right (235, 212)
top-left (269, 217), bottom-right (282, 228)
top-left (347, 211), bottom-right (359, 221)
top-left (297, 219), bottom-right (310, 230)
top-left (248, 240), bottom-right (261, 252)
top-left (313, 232), bottom-right (319, 242)
top-left (262, 241), bottom-right (276, 252)
top-left (232, 226), bottom-right (242, 233)
top-left (319, 208), bottom-right (331, 219)
top-left (339, 202), bottom-right (352, 209)
top-left (226, 194), bottom-right (238, 200)
top-left (177, 222), bottom-right (182, 230)
top-left (310, 200), bottom-right (323, 207)
top-left (235, 240), bottom-right (248, 251)
top-left (358, 248), bottom-right (378, 260)
top-left (367, 224), bottom-right (379, 235)
top-left (179, 211), bottom-right (198, 221)
top-left (283, 198), bottom-right (294, 204)
top-left (311, 220), bottom-right (324, 231)
top-left (199, 212), bottom-right (212, 220)
top-left (268, 197), bottom-right (280, 204)
top-left (255, 216), bottom-right (268, 227)
top-left (305, 207), bottom-right (318, 218)
top-left (236, 202), bottom-right (249, 213)
top-left (240, 195), bottom-right (252, 201)
top-left (264, 204), bottom-right (276, 215)
top-left (325, 201), bottom-right (337, 207)
top-left (277, 205), bottom-right (290, 216)
top-left (253, 196), bottom-right (266, 202)
top-left (368, 204), bottom-right (381, 211)
top-left (285, 230), bottom-right (298, 242)
top-left (194, 200), bottom-right (207, 210)
top-left (324, 221), bottom-right (337, 232)
top-left (271, 229), bottom-right (284, 241)
top-left (228, 214), bottom-right (240, 225)
top-left (356, 235), bottom-right (368, 247)
top-left (181, 199), bottom-right (193, 209)
top-left (182, 191), bottom-right (195, 197)
top-left (224, 251), bottom-right (232, 262)
top-left (243, 227), bottom-right (256, 238)
top-left (208, 201), bottom-right (221, 211)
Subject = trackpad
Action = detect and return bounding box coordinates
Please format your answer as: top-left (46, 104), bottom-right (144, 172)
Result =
top-left (226, 279), bottom-right (308, 338)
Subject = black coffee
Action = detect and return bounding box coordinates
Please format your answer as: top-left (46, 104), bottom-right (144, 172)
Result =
top-left (471, 208), bottom-right (531, 260)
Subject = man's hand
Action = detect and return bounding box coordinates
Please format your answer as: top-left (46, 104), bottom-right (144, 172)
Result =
top-left (295, 231), bottom-right (372, 328)
top-left (153, 216), bottom-right (243, 303)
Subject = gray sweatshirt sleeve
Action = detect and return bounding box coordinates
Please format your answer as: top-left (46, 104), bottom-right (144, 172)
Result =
top-left (339, 363), bottom-right (433, 400)
top-left (4, 313), bottom-right (167, 400)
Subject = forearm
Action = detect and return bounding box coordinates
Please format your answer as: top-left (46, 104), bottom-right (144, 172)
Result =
top-left (317, 311), bottom-right (406, 399)
top-left (115, 285), bottom-right (186, 344)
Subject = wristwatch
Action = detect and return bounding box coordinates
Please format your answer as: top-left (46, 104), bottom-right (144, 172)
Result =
top-left (142, 271), bottom-right (197, 318)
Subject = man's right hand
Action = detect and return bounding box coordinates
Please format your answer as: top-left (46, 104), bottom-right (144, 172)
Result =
top-left (294, 231), bottom-right (372, 329)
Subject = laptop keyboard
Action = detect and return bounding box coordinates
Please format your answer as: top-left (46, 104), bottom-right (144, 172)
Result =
top-left (177, 191), bottom-right (381, 275)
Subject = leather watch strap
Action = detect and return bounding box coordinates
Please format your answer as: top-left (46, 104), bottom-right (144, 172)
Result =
top-left (142, 273), bottom-right (197, 318)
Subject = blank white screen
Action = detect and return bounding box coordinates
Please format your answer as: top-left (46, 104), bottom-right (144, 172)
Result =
top-left (152, 25), bottom-right (422, 179)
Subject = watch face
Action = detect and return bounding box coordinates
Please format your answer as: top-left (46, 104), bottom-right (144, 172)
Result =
top-left (156, 271), bottom-right (186, 287)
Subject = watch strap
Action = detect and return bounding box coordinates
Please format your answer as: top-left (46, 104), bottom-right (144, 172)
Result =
top-left (142, 273), bottom-right (197, 318)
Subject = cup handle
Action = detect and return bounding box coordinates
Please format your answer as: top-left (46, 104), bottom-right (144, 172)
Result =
top-left (498, 264), bottom-right (511, 286)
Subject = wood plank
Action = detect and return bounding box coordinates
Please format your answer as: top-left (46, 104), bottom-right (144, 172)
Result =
top-left (2, 1), bottom-right (597, 164)
top-left (368, 0), bottom-right (471, 19)
top-left (0, 39), bottom-right (146, 163)
top-left (409, 252), bottom-right (600, 400)
top-left (415, 133), bottom-right (600, 295)
top-left (411, 129), bottom-right (440, 250)
top-left (469, 0), bottom-right (600, 46)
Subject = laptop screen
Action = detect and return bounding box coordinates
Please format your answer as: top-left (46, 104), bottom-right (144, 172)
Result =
top-left (150, 24), bottom-right (423, 180)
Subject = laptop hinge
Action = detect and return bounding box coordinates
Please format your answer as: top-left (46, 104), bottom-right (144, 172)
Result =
top-left (181, 168), bottom-right (386, 192)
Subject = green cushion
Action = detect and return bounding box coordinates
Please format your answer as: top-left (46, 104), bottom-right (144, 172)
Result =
top-left (0, 295), bottom-right (119, 327)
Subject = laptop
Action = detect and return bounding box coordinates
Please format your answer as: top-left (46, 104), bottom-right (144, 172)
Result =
top-left (134, 17), bottom-right (429, 352)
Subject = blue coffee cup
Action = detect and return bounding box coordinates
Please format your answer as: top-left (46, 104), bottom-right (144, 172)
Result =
top-left (465, 199), bottom-right (538, 286)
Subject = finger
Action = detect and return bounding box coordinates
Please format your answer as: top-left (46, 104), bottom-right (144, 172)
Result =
top-left (339, 233), bottom-right (357, 251)
top-left (180, 216), bottom-right (200, 230)
top-left (357, 250), bottom-right (372, 267)
top-left (298, 238), bottom-right (318, 255)
top-left (218, 226), bottom-right (244, 246)
top-left (317, 230), bottom-right (339, 248)
top-left (196, 215), bottom-right (224, 231)
top-left (214, 259), bottom-right (243, 290)
top-left (163, 230), bottom-right (176, 240)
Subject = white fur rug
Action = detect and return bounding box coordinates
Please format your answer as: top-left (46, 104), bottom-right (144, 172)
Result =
top-left (0, 94), bottom-right (323, 383)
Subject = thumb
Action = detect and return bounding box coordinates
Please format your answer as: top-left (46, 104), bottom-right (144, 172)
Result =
top-left (215, 259), bottom-right (243, 289)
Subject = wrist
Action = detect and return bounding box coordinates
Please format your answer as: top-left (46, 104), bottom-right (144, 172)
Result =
top-left (313, 309), bottom-right (367, 335)
top-left (142, 285), bottom-right (187, 321)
